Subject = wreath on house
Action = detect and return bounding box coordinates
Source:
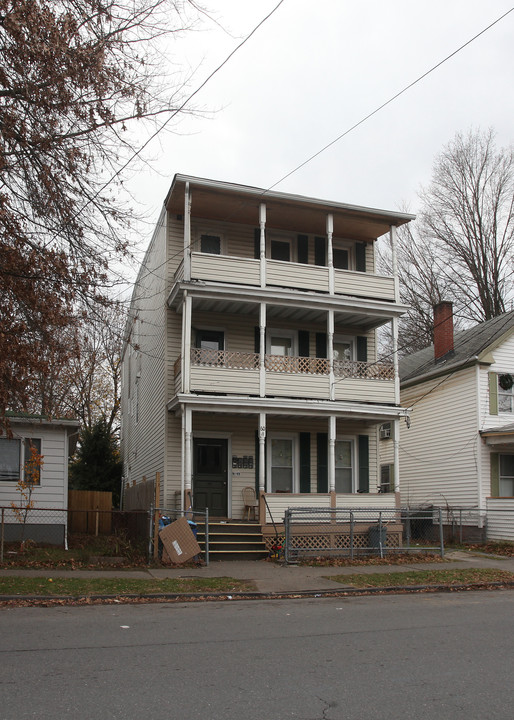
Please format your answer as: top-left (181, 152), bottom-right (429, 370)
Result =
top-left (499, 373), bottom-right (514, 390)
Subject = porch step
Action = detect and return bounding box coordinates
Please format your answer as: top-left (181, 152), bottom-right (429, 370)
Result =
top-left (195, 521), bottom-right (268, 561)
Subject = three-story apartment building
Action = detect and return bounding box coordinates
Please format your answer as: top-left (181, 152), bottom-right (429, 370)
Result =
top-left (121, 175), bottom-right (413, 524)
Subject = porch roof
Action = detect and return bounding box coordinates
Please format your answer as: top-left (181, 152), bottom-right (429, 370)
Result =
top-left (168, 392), bottom-right (408, 424)
top-left (165, 174), bottom-right (415, 241)
top-left (481, 423), bottom-right (514, 448)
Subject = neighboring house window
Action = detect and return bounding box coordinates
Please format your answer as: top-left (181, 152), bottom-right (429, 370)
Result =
top-left (23, 439), bottom-right (42, 485)
top-left (0, 437), bottom-right (20, 481)
top-left (335, 438), bottom-right (355, 493)
top-left (0, 438), bottom-right (42, 484)
top-left (268, 435), bottom-right (297, 492)
top-left (498, 375), bottom-right (513, 413)
top-left (200, 234), bottom-right (221, 254)
top-left (499, 455), bottom-right (514, 497)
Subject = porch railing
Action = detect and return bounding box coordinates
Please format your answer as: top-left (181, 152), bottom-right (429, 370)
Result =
top-left (186, 348), bottom-right (393, 379)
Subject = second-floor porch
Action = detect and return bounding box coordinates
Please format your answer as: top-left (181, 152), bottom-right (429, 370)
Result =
top-left (174, 347), bottom-right (395, 403)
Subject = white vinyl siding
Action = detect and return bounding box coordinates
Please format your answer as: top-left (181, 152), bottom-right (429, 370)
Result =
top-left (0, 423), bottom-right (71, 510)
top-left (399, 366), bottom-right (480, 507)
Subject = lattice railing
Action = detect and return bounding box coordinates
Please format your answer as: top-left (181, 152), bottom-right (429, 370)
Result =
top-left (333, 359), bottom-right (394, 380)
top-left (190, 348), bottom-right (259, 370)
top-left (265, 355), bottom-right (329, 375)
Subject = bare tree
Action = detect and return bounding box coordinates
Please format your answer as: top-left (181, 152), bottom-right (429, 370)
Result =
top-left (0, 0), bottom-right (202, 426)
top-left (379, 128), bottom-right (514, 355)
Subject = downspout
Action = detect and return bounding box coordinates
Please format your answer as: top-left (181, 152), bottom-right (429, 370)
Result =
top-left (390, 224), bottom-right (401, 494)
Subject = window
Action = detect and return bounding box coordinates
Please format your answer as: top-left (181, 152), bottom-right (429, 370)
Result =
top-left (500, 455), bottom-right (514, 496)
top-left (270, 239), bottom-right (291, 261)
top-left (379, 423), bottom-right (392, 440)
top-left (195, 330), bottom-right (225, 365)
top-left (23, 438), bottom-right (42, 485)
top-left (380, 464), bottom-right (394, 493)
top-left (268, 435), bottom-right (297, 492)
top-left (333, 335), bottom-right (354, 362)
top-left (0, 437), bottom-right (20, 482)
top-left (200, 234), bottom-right (221, 255)
top-left (498, 375), bottom-right (513, 413)
top-left (332, 240), bottom-right (352, 270)
top-left (0, 437), bottom-right (42, 484)
top-left (335, 439), bottom-right (355, 493)
top-left (267, 329), bottom-right (296, 357)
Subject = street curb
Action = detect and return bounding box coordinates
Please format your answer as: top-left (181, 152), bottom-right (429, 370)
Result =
top-left (1, 581), bottom-right (514, 605)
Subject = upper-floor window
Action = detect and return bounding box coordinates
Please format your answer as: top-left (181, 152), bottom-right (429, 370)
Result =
top-left (333, 240), bottom-right (352, 270)
top-left (267, 329), bottom-right (296, 357)
top-left (195, 329), bottom-right (224, 352)
top-left (200, 234), bottom-right (221, 255)
top-left (268, 235), bottom-right (294, 262)
top-left (333, 335), bottom-right (354, 362)
top-left (498, 374), bottom-right (513, 413)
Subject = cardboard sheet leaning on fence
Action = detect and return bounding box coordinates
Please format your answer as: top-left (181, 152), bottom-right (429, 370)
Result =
top-left (159, 516), bottom-right (201, 564)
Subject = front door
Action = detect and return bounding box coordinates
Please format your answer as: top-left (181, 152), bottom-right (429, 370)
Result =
top-left (193, 438), bottom-right (228, 516)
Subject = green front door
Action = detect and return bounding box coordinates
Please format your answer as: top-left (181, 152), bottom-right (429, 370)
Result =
top-left (193, 438), bottom-right (228, 516)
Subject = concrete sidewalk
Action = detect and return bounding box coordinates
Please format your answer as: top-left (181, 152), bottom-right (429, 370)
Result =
top-left (1, 550), bottom-right (514, 594)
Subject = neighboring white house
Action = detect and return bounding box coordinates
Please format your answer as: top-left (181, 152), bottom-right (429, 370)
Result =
top-left (120, 174), bottom-right (414, 526)
top-left (0, 414), bottom-right (80, 544)
top-left (397, 303), bottom-right (514, 539)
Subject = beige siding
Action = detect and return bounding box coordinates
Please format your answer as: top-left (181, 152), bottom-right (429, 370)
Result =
top-left (121, 208), bottom-right (167, 490)
top-left (191, 253), bottom-right (260, 286)
top-left (399, 367), bottom-right (480, 507)
top-left (333, 270), bottom-right (394, 300)
top-left (334, 378), bottom-right (395, 403)
top-left (190, 367), bottom-right (260, 395)
top-left (266, 261), bottom-right (329, 292)
top-left (266, 374), bottom-right (329, 399)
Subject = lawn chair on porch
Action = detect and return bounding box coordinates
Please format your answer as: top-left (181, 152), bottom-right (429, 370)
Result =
top-left (242, 486), bottom-right (258, 521)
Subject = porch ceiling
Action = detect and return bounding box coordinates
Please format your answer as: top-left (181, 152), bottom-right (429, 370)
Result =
top-left (166, 175), bottom-right (414, 241)
top-left (169, 282), bottom-right (408, 331)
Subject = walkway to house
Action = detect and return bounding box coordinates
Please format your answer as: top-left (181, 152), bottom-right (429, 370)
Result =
top-left (2, 550), bottom-right (514, 594)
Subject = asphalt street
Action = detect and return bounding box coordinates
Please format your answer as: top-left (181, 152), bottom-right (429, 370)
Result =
top-left (1, 590), bottom-right (513, 719)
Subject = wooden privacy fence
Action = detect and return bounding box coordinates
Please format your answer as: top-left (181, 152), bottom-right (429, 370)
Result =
top-left (68, 490), bottom-right (112, 535)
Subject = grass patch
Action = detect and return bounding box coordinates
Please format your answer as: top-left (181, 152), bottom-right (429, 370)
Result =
top-left (0, 576), bottom-right (255, 597)
top-left (327, 567), bottom-right (514, 588)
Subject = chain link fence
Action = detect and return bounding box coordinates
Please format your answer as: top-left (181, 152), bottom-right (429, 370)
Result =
top-left (284, 506), bottom-right (447, 563)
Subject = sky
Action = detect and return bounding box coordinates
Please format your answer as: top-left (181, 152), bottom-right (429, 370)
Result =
top-left (122, 0), bottom-right (514, 267)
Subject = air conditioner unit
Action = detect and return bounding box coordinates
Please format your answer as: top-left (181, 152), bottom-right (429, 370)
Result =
top-left (379, 425), bottom-right (391, 440)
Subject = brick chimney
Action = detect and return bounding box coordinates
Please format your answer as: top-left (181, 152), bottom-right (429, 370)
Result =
top-left (433, 301), bottom-right (454, 361)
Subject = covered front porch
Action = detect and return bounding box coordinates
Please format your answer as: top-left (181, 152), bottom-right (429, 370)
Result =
top-left (167, 395), bottom-right (406, 525)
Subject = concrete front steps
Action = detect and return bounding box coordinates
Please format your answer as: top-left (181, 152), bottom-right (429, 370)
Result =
top-left (196, 521), bottom-right (268, 561)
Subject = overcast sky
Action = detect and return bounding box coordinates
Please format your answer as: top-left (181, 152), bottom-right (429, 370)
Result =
top-left (122, 0), bottom-right (514, 264)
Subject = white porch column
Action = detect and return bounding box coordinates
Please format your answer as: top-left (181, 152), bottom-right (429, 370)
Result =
top-left (259, 302), bottom-right (266, 398)
top-left (183, 292), bottom-right (192, 394)
top-left (393, 419), bottom-right (400, 492)
top-left (180, 408), bottom-right (185, 511)
top-left (184, 405), bottom-right (193, 498)
top-left (258, 413), bottom-right (266, 493)
top-left (184, 182), bottom-right (191, 281)
top-left (390, 224), bottom-right (399, 303)
top-left (327, 213), bottom-right (334, 295)
top-left (259, 203), bottom-right (266, 289)
top-left (327, 310), bottom-right (335, 401)
top-left (328, 415), bottom-right (336, 492)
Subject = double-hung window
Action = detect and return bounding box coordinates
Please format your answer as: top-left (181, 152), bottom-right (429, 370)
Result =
top-left (268, 435), bottom-right (297, 493)
top-left (498, 377), bottom-right (513, 413)
top-left (499, 455), bottom-right (514, 496)
top-left (334, 438), bottom-right (355, 493)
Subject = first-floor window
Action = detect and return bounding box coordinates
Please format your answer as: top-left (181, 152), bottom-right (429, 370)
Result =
top-left (335, 439), bottom-right (354, 493)
top-left (0, 437), bottom-right (21, 482)
top-left (269, 436), bottom-right (295, 492)
top-left (500, 454), bottom-right (514, 496)
top-left (0, 437), bottom-right (42, 484)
